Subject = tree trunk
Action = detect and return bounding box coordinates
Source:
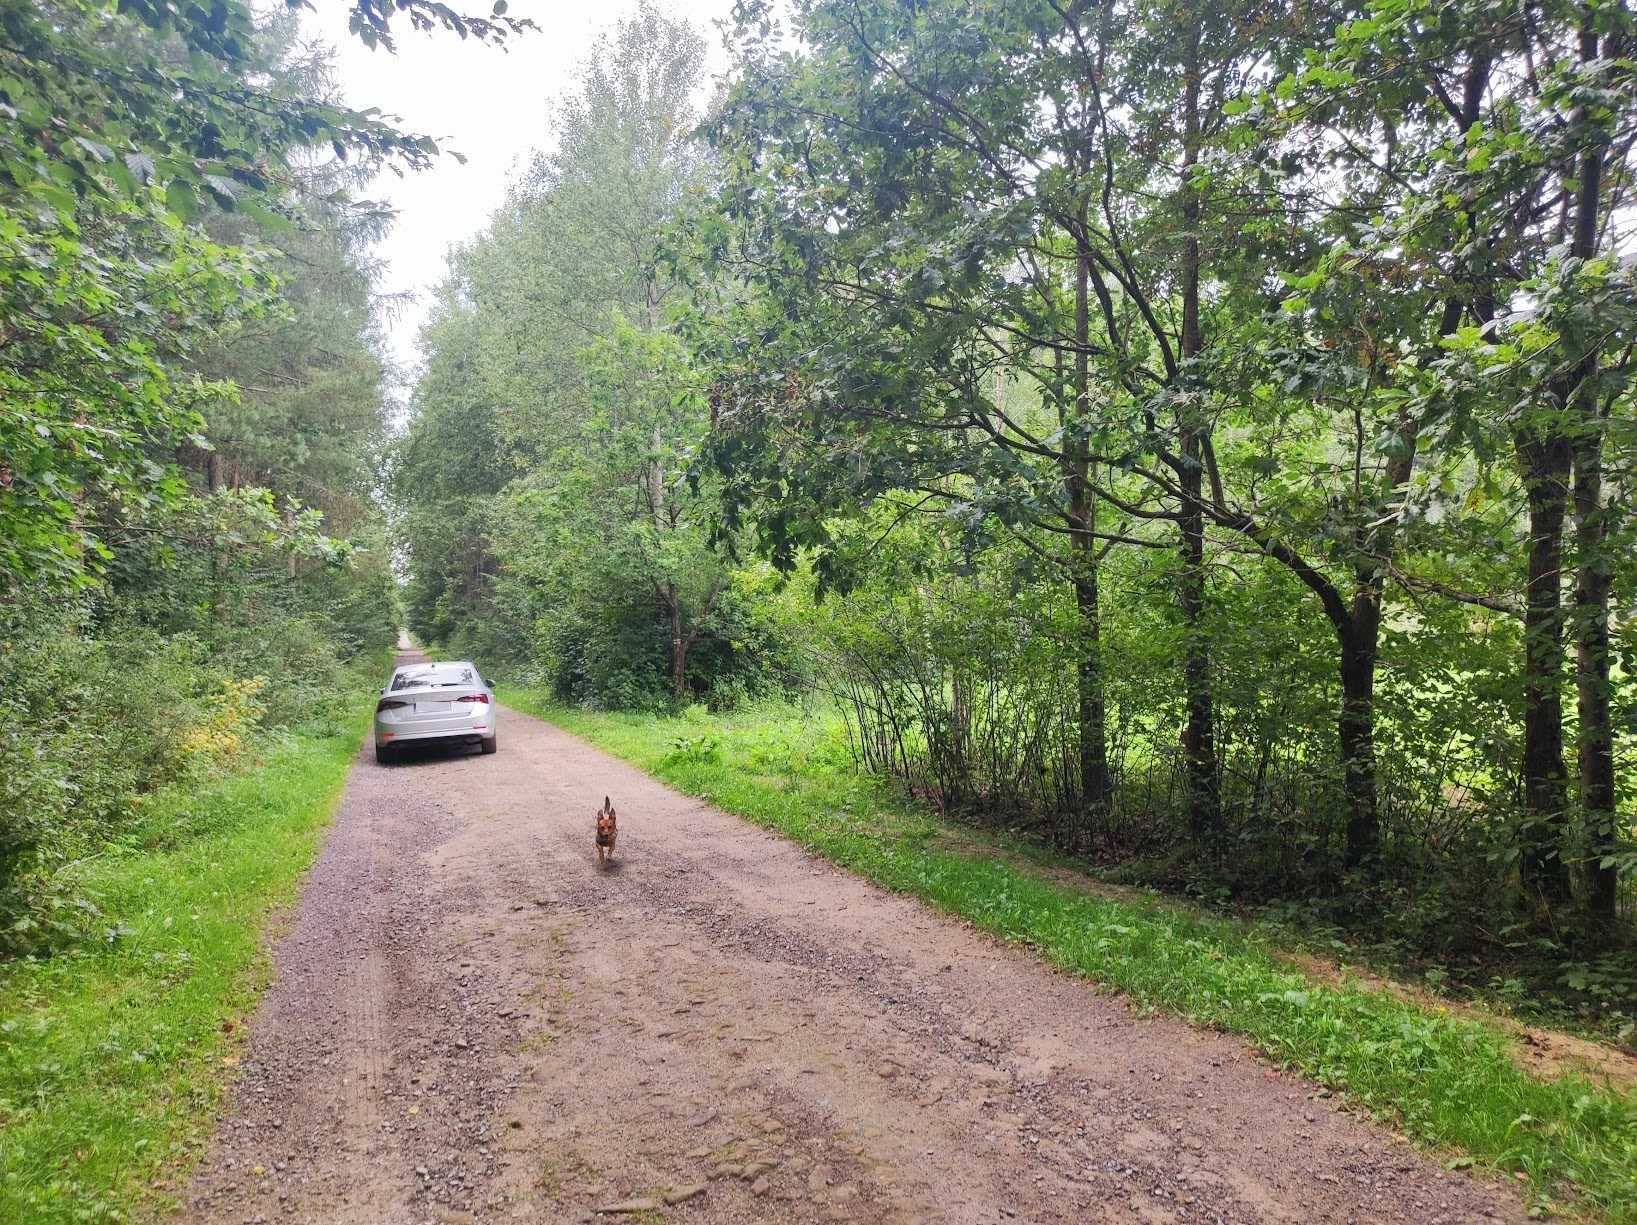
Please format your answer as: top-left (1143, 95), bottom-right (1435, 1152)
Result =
top-left (1574, 424), bottom-right (1617, 929)
top-left (1071, 556), bottom-right (1108, 832)
top-left (1178, 38), bottom-right (1219, 844)
top-left (668, 581), bottom-right (687, 703)
top-left (1068, 226), bottom-right (1110, 840)
top-left (206, 449), bottom-right (225, 609)
top-left (1516, 17), bottom-right (1605, 921)
top-left (1517, 432), bottom-right (1573, 911)
top-left (1178, 447), bottom-right (1217, 842)
top-left (650, 425), bottom-right (666, 526)
top-left (1339, 585), bottom-right (1381, 869)
top-left (1178, 447), bottom-right (1217, 843)
top-left (283, 499), bottom-right (298, 580)
top-left (1567, 16), bottom-right (1615, 931)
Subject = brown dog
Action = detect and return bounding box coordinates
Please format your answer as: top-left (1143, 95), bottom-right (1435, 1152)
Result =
top-left (594, 796), bottom-right (617, 865)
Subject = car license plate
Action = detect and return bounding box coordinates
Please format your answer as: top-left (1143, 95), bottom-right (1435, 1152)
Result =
top-left (416, 702), bottom-right (452, 714)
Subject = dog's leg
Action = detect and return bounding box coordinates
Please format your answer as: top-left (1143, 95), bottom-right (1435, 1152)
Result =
top-left (609, 831), bottom-right (616, 860)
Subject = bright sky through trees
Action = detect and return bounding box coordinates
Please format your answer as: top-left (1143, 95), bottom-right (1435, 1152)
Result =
top-left (302, 0), bottom-right (734, 379)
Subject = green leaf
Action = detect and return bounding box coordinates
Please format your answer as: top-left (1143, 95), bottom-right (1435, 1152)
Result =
top-left (1373, 429), bottom-right (1411, 459)
top-left (73, 137), bottom-right (113, 163)
top-left (202, 174), bottom-right (239, 208)
top-left (165, 179), bottom-right (198, 221)
top-left (39, 182), bottom-right (76, 215)
top-left (239, 201), bottom-right (293, 232)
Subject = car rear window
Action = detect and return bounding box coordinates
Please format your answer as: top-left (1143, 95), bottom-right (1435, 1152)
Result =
top-left (390, 664), bottom-right (477, 691)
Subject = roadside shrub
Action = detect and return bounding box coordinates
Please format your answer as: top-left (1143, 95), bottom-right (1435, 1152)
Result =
top-left (505, 565), bottom-right (805, 714)
top-left (1, 540), bottom-right (390, 957)
top-left (660, 732), bottom-right (722, 767)
top-left (539, 598), bottom-right (674, 712)
top-left (0, 601), bottom-right (215, 952)
top-left (173, 676), bottom-right (268, 772)
top-left (211, 614), bottom-right (345, 729)
top-left (802, 510), bottom-right (1587, 976)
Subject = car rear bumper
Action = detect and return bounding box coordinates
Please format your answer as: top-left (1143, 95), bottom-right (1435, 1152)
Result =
top-left (375, 724), bottom-right (492, 748)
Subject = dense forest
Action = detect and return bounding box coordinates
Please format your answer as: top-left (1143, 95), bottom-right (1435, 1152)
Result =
top-left (0, 0), bottom-right (503, 949)
top-left (397, 0), bottom-right (1637, 1013)
top-left (3, 0), bottom-right (1636, 1041)
top-left (5, 0), bottom-right (1637, 1219)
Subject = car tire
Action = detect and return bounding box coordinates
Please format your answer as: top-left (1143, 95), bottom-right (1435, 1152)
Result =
top-left (376, 743), bottom-right (396, 765)
top-left (480, 735), bottom-right (497, 755)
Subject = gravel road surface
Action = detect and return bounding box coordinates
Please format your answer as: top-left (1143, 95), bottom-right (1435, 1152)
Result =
top-left (179, 648), bottom-right (1523, 1224)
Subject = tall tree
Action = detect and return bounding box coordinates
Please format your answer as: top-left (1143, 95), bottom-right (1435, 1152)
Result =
top-left (1312, 0), bottom-right (1637, 912)
top-left (705, 0), bottom-right (1304, 844)
top-left (401, 3), bottom-right (739, 703)
top-left (0, 0), bottom-right (525, 591)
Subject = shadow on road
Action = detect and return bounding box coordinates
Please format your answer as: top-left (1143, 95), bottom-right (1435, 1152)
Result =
top-left (379, 740), bottom-right (485, 767)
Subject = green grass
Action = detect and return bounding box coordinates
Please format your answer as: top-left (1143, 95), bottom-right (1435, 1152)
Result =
top-left (500, 689), bottom-right (1637, 1222)
top-left (0, 692), bottom-right (376, 1223)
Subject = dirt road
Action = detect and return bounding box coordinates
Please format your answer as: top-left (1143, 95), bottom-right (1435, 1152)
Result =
top-left (180, 649), bottom-right (1522, 1224)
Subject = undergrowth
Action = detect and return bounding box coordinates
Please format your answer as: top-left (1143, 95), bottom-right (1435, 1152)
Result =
top-left (499, 690), bottom-right (1637, 1222)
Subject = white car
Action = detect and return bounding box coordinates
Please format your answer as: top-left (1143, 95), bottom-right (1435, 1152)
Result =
top-left (374, 660), bottom-right (496, 763)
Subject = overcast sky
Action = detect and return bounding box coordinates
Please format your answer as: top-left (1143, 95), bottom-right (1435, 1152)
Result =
top-left (300, 1), bottom-right (736, 386)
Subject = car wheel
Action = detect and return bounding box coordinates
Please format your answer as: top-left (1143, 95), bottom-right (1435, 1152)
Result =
top-left (376, 743), bottom-right (396, 765)
top-left (480, 735), bottom-right (497, 755)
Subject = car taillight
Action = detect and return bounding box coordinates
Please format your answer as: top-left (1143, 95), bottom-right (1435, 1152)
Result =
top-left (376, 699), bottom-right (409, 712)
top-left (457, 694), bottom-right (490, 704)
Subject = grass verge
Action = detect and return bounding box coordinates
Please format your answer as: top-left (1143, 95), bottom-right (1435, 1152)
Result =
top-left (0, 681), bottom-right (378, 1223)
top-left (499, 690), bottom-right (1637, 1222)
